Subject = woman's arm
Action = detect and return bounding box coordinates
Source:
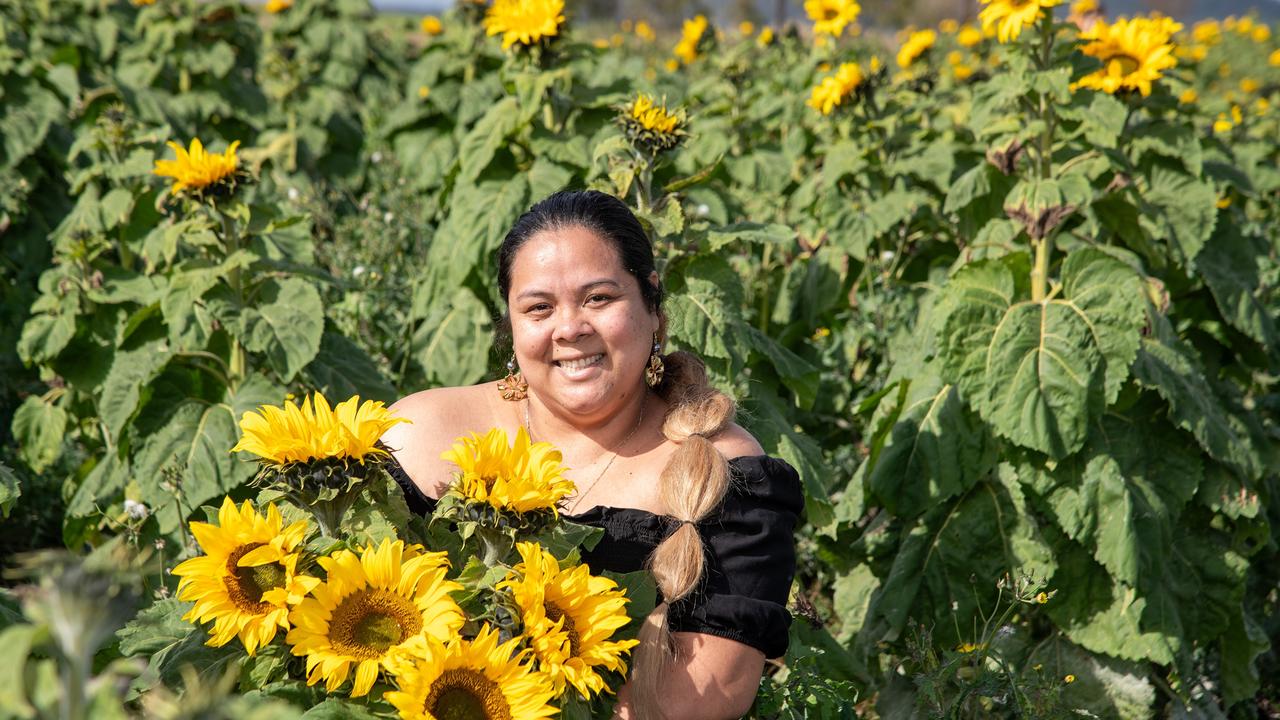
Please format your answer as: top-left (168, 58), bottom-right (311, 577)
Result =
top-left (614, 629), bottom-right (766, 720)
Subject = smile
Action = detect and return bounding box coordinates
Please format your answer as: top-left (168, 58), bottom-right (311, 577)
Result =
top-left (555, 354), bottom-right (604, 371)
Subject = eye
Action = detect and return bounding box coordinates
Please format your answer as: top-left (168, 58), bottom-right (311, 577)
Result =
top-left (587, 294), bottom-right (614, 305)
top-left (524, 302), bottom-right (552, 315)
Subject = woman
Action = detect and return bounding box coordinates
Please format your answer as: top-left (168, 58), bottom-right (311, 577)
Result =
top-left (381, 190), bottom-right (803, 719)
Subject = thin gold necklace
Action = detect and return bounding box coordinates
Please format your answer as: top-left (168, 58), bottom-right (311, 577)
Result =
top-left (525, 396), bottom-right (646, 515)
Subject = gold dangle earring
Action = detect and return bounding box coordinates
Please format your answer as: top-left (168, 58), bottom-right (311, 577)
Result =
top-left (498, 356), bottom-right (528, 401)
top-left (645, 335), bottom-right (664, 388)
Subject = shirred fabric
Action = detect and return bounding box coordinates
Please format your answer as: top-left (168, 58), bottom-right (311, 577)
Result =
top-left (387, 453), bottom-right (803, 658)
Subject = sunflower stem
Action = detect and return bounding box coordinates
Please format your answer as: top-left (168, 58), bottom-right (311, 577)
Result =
top-left (1031, 10), bottom-right (1057, 303)
top-left (306, 492), bottom-right (360, 539)
top-left (1031, 237), bottom-right (1049, 302)
top-left (219, 209), bottom-right (247, 391)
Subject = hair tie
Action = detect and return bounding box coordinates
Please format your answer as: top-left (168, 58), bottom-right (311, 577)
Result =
top-left (680, 519), bottom-right (697, 528)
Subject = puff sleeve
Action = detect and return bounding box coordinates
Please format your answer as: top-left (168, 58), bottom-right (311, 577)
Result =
top-left (666, 455), bottom-right (804, 659)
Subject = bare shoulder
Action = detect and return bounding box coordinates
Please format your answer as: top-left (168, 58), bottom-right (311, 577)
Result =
top-left (382, 383), bottom-right (508, 497)
top-left (714, 421), bottom-right (765, 460)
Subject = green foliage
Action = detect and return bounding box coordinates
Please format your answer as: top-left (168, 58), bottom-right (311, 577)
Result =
top-left (1, 1), bottom-right (1278, 718)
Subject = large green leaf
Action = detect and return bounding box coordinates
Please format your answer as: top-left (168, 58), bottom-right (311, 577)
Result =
top-left (865, 365), bottom-right (993, 518)
top-left (742, 391), bottom-right (835, 530)
top-left (418, 175), bottom-right (528, 308)
top-left (305, 332), bottom-right (397, 404)
top-left (239, 277), bottom-right (324, 382)
top-left (410, 287), bottom-right (493, 389)
top-left (132, 401), bottom-right (253, 534)
top-left (1059, 248), bottom-right (1146, 404)
top-left (1043, 539), bottom-right (1177, 664)
top-left (864, 464), bottom-right (1056, 645)
top-left (456, 96), bottom-right (520, 183)
top-left (665, 255), bottom-right (745, 365)
top-left (1046, 514), bottom-right (1247, 667)
top-left (97, 334), bottom-right (171, 442)
top-left (1131, 315), bottom-right (1262, 479)
top-left (1220, 607), bottom-right (1269, 706)
top-left (1021, 409), bottom-right (1201, 587)
top-left (741, 325), bottom-right (819, 410)
top-left (2, 83), bottom-right (63, 166)
top-left (938, 254), bottom-right (1103, 459)
top-left (11, 396), bottom-right (67, 473)
top-left (17, 305), bottom-right (77, 365)
top-left (1141, 165), bottom-right (1217, 268)
top-left (1196, 221), bottom-right (1278, 355)
top-left (936, 248), bottom-right (1142, 458)
top-left (66, 450), bottom-right (129, 519)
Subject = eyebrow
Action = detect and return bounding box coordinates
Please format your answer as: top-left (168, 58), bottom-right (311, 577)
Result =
top-left (514, 279), bottom-right (623, 302)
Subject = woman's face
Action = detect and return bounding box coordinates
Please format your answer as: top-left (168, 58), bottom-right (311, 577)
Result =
top-left (506, 224), bottom-right (659, 422)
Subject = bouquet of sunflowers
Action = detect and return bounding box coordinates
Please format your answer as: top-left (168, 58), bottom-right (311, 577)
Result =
top-left (166, 392), bottom-right (652, 719)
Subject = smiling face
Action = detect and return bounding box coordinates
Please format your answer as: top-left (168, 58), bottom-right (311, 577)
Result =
top-left (506, 224), bottom-right (660, 423)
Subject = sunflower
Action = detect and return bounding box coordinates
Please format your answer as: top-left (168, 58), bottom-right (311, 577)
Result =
top-left (806, 62), bottom-right (864, 115)
top-left (617, 93), bottom-right (687, 155)
top-left (958, 24), bottom-right (983, 47)
top-left (286, 539), bottom-right (464, 697)
top-left (673, 15), bottom-right (709, 65)
top-left (264, 0), bottom-right (292, 12)
top-left (153, 138), bottom-right (240, 195)
top-left (232, 392), bottom-right (407, 468)
top-left (1073, 16), bottom-right (1182, 96)
top-left (484, 0), bottom-right (566, 50)
top-left (978, 0), bottom-right (1061, 43)
top-left (897, 29), bottom-right (937, 68)
top-left (497, 542), bottom-right (638, 699)
top-left (384, 624), bottom-right (558, 720)
top-left (232, 393), bottom-right (409, 536)
top-left (173, 497), bottom-right (318, 655)
top-left (421, 15), bottom-right (443, 35)
top-left (441, 427), bottom-right (574, 517)
top-left (804, 0), bottom-right (861, 38)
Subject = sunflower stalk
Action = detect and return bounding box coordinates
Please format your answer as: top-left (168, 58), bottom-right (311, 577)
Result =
top-left (1031, 10), bottom-right (1058, 303)
top-left (302, 488), bottom-right (362, 539)
top-left (217, 208), bottom-right (247, 390)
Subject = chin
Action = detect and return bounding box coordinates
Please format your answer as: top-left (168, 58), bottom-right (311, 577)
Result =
top-left (543, 378), bottom-right (624, 416)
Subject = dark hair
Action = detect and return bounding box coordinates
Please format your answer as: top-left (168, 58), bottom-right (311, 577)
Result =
top-left (497, 190), bottom-right (663, 313)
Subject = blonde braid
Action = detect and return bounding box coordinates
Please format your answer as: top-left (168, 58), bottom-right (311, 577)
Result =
top-left (628, 351), bottom-right (736, 720)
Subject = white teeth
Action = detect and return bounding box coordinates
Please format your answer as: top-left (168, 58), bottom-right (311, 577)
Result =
top-left (559, 355), bottom-right (602, 371)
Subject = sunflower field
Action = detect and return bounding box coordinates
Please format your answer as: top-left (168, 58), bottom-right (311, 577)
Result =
top-left (1, 0), bottom-right (1279, 717)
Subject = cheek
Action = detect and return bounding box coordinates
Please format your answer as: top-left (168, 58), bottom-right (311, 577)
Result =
top-left (512, 321), bottom-right (550, 355)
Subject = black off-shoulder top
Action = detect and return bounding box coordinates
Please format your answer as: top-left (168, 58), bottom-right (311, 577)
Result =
top-left (388, 455), bottom-right (803, 659)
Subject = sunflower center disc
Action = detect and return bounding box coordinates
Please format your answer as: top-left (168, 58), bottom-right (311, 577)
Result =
top-left (223, 543), bottom-right (277, 612)
top-left (1108, 54), bottom-right (1141, 75)
top-left (244, 562), bottom-right (287, 598)
top-left (426, 670), bottom-right (511, 720)
top-left (353, 612), bottom-right (404, 652)
top-left (544, 602), bottom-right (581, 657)
top-left (330, 589), bottom-right (422, 658)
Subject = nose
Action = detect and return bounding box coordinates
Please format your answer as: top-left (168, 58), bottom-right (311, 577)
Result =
top-left (551, 305), bottom-right (593, 343)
